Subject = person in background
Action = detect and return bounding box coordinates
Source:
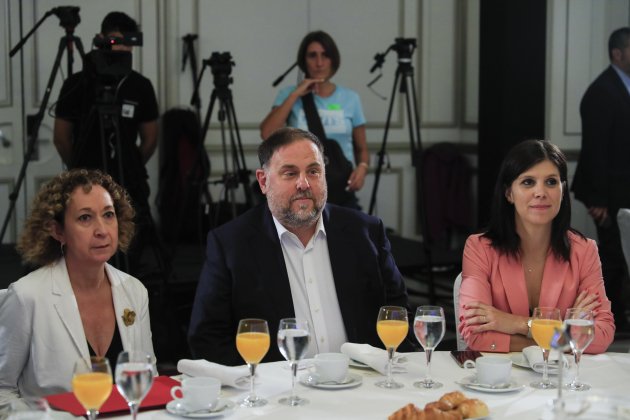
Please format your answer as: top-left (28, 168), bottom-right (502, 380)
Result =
top-left (459, 140), bottom-right (615, 353)
top-left (260, 30), bottom-right (369, 209)
top-left (572, 27), bottom-right (630, 333)
top-left (0, 169), bottom-right (154, 402)
top-left (188, 128), bottom-right (409, 365)
top-left (53, 11), bottom-right (160, 278)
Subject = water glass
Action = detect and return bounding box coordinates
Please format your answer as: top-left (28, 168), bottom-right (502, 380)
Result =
top-left (375, 306), bottom-right (409, 389)
top-left (115, 351), bottom-right (155, 420)
top-left (413, 305), bottom-right (445, 389)
top-left (236, 318), bottom-right (270, 407)
top-left (277, 318), bottom-right (310, 406)
top-left (564, 308), bottom-right (594, 391)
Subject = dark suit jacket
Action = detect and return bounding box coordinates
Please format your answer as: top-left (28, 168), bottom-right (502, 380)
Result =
top-left (572, 66), bottom-right (630, 210)
top-left (188, 204), bottom-right (410, 366)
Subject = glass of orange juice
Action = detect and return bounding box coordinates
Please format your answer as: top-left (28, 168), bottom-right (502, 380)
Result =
top-left (375, 306), bottom-right (409, 389)
top-left (72, 356), bottom-right (113, 420)
top-left (530, 307), bottom-right (562, 389)
top-left (236, 318), bottom-right (270, 407)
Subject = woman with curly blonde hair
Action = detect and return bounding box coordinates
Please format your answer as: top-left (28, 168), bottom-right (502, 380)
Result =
top-left (0, 169), bottom-right (155, 402)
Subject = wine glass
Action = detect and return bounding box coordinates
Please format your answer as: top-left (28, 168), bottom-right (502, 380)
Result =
top-left (236, 318), bottom-right (270, 407)
top-left (375, 306), bottom-right (409, 389)
top-left (530, 306), bottom-right (562, 389)
top-left (72, 356), bottom-right (113, 420)
top-left (277, 318), bottom-right (310, 406)
top-left (564, 308), bottom-right (594, 391)
top-left (115, 351), bottom-right (155, 420)
top-left (413, 305), bottom-right (445, 389)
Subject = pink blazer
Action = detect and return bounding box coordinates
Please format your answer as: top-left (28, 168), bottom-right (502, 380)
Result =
top-left (459, 232), bottom-right (615, 353)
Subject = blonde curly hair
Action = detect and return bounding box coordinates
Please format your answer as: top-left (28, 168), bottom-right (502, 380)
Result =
top-left (16, 169), bottom-right (135, 266)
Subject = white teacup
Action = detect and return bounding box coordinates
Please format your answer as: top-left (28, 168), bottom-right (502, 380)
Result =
top-left (464, 355), bottom-right (512, 385)
top-left (170, 377), bottom-right (221, 411)
top-left (314, 353), bottom-right (349, 383)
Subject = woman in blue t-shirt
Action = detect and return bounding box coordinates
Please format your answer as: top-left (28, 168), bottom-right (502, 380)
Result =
top-left (260, 31), bottom-right (369, 209)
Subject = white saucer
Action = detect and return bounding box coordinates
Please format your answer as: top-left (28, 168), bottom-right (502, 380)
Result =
top-left (456, 375), bottom-right (524, 393)
top-left (299, 372), bottom-right (363, 389)
top-left (166, 399), bottom-right (235, 418)
top-left (510, 353), bottom-right (563, 375)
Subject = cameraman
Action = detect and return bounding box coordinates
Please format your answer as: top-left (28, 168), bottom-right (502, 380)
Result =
top-left (53, 11), bottom-right (159, 276)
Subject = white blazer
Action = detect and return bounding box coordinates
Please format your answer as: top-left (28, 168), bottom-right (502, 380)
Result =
top-left (0, 258), bottom-right (154, 403)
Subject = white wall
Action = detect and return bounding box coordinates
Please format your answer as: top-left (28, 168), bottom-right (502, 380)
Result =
top-left (1, 0), bottom-right (628, 243)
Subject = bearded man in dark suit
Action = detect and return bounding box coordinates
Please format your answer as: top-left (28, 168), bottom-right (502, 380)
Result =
top-left (572, 27), bottom-right (630, 332)
top-left (188, 127), bottom-right (409, 365)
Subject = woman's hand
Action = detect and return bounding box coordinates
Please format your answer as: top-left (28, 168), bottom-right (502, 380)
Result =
top-left (572, 289), bottom-right (601, 313)
top-left (293, 78), bottom-right (325, 97)
top-left (462, 301), bottom-right (529, 335)
top-left (346, 165), bottom-right (367, 191)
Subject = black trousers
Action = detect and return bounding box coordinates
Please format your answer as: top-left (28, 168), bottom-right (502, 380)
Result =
top-left (596, 209), bottom-right (630, 327)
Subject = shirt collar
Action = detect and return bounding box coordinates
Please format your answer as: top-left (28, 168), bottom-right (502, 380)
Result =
top-left (611, 64), bottom-right (630, 94)
top-left (271, 213), bottom-right (326, 242)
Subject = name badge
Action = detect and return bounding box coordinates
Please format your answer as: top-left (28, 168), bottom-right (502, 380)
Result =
top-left (121, 103), bottom-right (135, 118)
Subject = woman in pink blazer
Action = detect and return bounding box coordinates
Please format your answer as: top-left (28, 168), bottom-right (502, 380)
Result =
top-left (459, 140), bottom-right (615, 353)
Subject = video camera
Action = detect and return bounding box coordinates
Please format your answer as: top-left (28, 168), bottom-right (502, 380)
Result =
top-left (205, 52), bottom-right (234, 88)
top-left (92, 32), bottom-right (143, 50)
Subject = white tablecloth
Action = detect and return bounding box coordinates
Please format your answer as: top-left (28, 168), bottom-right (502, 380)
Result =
top-left (115, 351), bottom-right (630, 419)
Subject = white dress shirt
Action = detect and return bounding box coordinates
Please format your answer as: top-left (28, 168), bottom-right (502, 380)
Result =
top-left (272, 216), bottom-right (348, 357)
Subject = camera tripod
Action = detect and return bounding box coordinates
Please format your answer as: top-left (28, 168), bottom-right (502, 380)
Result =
top-left (192, 52), bottom-right (253, 228)
top-left (70, 52), bottom-right (172, 288)
top-left (367, 39), bottom-right (438, 302)
top-left (1, 6), bottom-right (85, 244)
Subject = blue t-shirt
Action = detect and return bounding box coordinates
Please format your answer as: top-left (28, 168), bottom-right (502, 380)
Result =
top-left (274, 85), bottom-right (366, 164)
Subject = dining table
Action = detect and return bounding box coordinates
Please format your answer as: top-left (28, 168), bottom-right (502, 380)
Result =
top-left (102, 351), bottom-right (630, 419)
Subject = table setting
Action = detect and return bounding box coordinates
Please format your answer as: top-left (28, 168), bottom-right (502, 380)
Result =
top-left (14, 305), bottom-right (630, 419)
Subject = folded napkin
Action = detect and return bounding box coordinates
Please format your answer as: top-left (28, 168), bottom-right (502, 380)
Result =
top-left (177, 359), bottom-right (250, 389)
top-left (340, 343), bottom-right (407, 375)
top-left (522, 345), bottom-right (569, 374)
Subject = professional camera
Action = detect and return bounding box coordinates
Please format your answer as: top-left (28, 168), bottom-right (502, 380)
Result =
top-left (205, 52), bottom-right (234, 88)
top-left (92, 32), bottom-right (143, 50)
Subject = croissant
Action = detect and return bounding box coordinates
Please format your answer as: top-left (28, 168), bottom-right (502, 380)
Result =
top-left (456, 399), bottom-right (490, 419)
top-left (437, 391), bottom-right (468, 410)
top-left (388, 403), bottom-right (423, 420)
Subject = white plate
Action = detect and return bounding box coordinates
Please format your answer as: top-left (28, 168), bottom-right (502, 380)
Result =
top-left (456, 375), bottom-right (524, 393)
top-left (299, 372), bottom-right (363, 389)
top-left (166, 399), bottom-right (235, 418)
top-left (540, 395), bottom-right (630, 420)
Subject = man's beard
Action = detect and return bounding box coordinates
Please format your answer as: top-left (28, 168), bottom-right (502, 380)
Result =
top-left (267, 187), bottom-right (327, 230)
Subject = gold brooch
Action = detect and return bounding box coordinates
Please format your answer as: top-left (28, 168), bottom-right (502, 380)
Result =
top-left (122, 309), bottom-right (136, 326)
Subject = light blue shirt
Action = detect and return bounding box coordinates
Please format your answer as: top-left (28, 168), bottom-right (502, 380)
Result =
top-left (274, 85), bottom-right (366, 164)
top-left (611, 64), bottom-right (630, 95)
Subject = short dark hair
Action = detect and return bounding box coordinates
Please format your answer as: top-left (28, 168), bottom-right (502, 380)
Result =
top-left (482, 139), bottom-right (582, 261)
top-left (258, 127), bottom-right (324, 168)
top-left (297, 31), bottom-right (340, 78)
top-left (101, 11), bottom-right (138, 35)
top-left (608, 27), bottom-right (630, 60)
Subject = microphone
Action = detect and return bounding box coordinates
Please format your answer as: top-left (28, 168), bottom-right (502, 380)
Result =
top-left (272, 62), bottom-right (298, 87)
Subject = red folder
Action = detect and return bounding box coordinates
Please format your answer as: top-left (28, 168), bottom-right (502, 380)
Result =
top-left (46, 376), bottom-right (179, 416)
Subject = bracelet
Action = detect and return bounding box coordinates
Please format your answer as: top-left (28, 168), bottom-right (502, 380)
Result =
top-left (358, 162), bottom-right (369, 169)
